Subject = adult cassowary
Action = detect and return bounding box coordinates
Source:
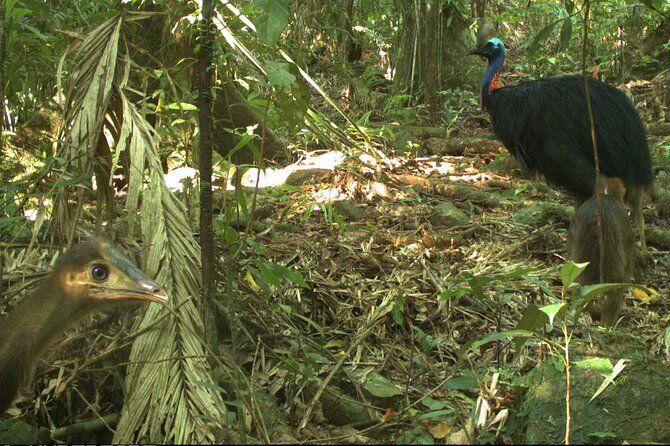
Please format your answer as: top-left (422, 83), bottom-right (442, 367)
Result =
top-left (468, 32), bottom-right (654, 253)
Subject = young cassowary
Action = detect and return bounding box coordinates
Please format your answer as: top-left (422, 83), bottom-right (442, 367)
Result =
top-left (468, 28), bottom-right (654, 254)
top-left (567, 178), bottom-right (635, 327)
top-left (0, 239), bottom-right (168, 413)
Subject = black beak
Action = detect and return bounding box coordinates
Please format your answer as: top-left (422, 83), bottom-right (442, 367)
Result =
top-left (468, 44), bottom-right (491, 58)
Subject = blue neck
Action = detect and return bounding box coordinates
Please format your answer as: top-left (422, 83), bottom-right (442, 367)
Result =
top-left (481, 53), bottom-right (504, 108)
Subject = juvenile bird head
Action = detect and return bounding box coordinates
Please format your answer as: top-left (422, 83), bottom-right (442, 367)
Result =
top-left (54, 239), bottom-right (168, 307)
top-left (468, 37), bottom-right (506, 61)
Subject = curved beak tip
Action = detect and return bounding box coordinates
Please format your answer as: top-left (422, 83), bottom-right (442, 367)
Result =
top-left (136, 279), bottom-right (169, 305)
top-left (149, 290), bottom-right (170, 305)
top-left (143, 286), bottom-right (169, 305)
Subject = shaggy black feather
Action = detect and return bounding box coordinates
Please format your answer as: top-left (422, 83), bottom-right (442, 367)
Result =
top-left (486, 75), bottom-right (652, 202)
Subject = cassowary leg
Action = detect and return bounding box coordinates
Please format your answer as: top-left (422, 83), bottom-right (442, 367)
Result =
top-left (627, 187), bottom-right (650, 263)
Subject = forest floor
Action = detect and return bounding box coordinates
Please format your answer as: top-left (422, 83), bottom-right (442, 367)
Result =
top-left (3, 93), bottom-right (670, 444)
top-left (216, 110), bottom-right (670, 442)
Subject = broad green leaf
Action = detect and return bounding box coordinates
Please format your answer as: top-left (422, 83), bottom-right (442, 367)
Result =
top-left (363, 371), bottom-right (403, 398)
top-left (55, 175), bottom-right (92, 189)
top-left (574, 358), bottom-right (613, 376)
top-left (194, 380), bottom-right (227, 393)
top-left (439, 282), bottom-right (470, 301)
top-left (266, 60), bottom-right (295, 87)
top-left (461, 330), bottom-right (537, 357)
top-left (253, 0), bottom-right (291, 44)
top-left (529, 21), bottom-right (558, 54)
top-left (539, 303), bottom-right (566, 325)
top-left (522, 275), bottom-right (559, 301)
top-left (23, 23), bottom-right (52, 41)
top-left (10, 7), bottom-right (30, 19)
top-left (261, 260), bottom-right (308, 288)
top-left (166, 102), bottom-right (197, 110)
top-left (443, 373), bottom-right (479, 390)
top-left (515, 304), bottom-right (549, 334)
top-left (272, 62), bottom-right (309, 129)
top-left (560, 260), bottom-right (588, 289)
top-left (418, 409), bottom-right (454, 420)
top-left (575, 283), bottom-right (630, 300)
top-left (559, 17), bottom-right (572, 51)
top-left (5, 0), bottom-right (18, 14)
top-left (420, 397), bottom-right (452, 412)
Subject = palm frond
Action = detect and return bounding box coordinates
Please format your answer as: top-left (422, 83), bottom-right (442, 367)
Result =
top-left (49, 15), bottom-right (123, 241)
top-left (112, 91), bottom-right (225, 444)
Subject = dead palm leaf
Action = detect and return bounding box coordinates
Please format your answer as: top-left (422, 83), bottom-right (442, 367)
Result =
top-left (46, 13), bottom-right (225, 443)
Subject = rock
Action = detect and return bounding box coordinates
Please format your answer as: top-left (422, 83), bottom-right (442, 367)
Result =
top-left (332, 200), bottom-right (366, 222)
top-left (513, 201), bottom-right (572, 227)
top-left (286, 168), bottom-right (331, 186)
top-left (429, 202), bottom-right (468, 228)
top-left (164, 167), bottom-right (199, 192)
top-left (0, 419), bottom-right (44, 444)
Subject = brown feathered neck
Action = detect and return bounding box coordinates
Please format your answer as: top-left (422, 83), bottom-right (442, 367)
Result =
top-left (0, 273), bottom-right (92, 413)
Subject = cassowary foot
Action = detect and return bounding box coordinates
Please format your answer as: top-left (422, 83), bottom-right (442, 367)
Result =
top-left (634, 247), bottom-right (653, 280)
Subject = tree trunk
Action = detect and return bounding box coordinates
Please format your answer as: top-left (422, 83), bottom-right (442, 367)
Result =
top-left (0, 0), bottom-right (5, 154)
top-left (392, 0), bottom-right (469, 118)
top-left (198, 0), bottom-right (217, 347)
top-left (424, 0), bottom-right (439, 122)
top-left (344, 0), bottom-right (362, 63)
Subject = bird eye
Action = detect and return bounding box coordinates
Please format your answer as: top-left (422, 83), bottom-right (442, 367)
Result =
top-left (90, 264), bottom-right (109, 282)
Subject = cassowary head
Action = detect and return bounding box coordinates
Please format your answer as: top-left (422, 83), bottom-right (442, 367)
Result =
top-left (468, 38), bottom-right (506, 62)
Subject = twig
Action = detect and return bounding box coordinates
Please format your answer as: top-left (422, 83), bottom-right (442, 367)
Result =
top-left (51, 413), bottom-right (119, 441)
top-left (562, 323), bottom-right (571, 445)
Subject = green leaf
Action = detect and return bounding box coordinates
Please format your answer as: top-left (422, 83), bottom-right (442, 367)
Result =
top-left (515, 304), bottom-right (549, 334)
top-left (363, 372), bottom-right (403, 398)
top-left (587, 431), bottom-right (618, 440)
top-left (461, 330), bottom-right (537, 357)
top-left (443, 373), bottom-right (479, 390)
top-left (5, 0), bottom-right (18, 14)
top-left (439, 282), bottom-right (470, 302)
top-left (277, 79), bottom-right (309, 128)
top-left (258, 260), bottom-right (282, 287)
top-left (253, 0), bottom-right (291, 44)
top-left (22, 23), bottom-right (52, 41)
top-left (55, 175), bottom-right (92, 189)
top-left (529, 21), bottom-right (558, 55)
top-left (539, 303), bottom-right (567, 325)
top-left (223, 399), bottom-right (246, 408)
top-left (10, 7), bottom-right (30, 19)
top-left (522, 275), bottom-right (559, 301)
top-left (194, 380), bottom-right (227, 393)
top-left (574, 358), bottom-right (614, 376)
top-left (245, 265), bottom-right (271, 294)
top-left (575, 283), bottom-right (629, 301)
top-left (166, 102), bottom-right (197, 110)
top-left (261, 260), bottom-right (308, 288)
top-left (421, 396), bottom-right (449, 411)
top-left (266, 61), bottom-right (296, 87)
top-left (559, 17), bottom-right (572, 52)
top-left (391, 294), bottom-right (405, 325)
top-left (513, 304), bottom-right (549, 352)
top-left (418, 409), bottom-right (454, 420)
top-left (564, 0), bottom-right (575, 14)
top-left (560, 260), bottom-right (588, 289)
